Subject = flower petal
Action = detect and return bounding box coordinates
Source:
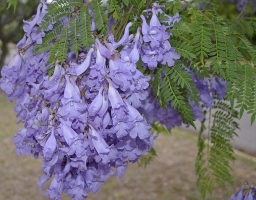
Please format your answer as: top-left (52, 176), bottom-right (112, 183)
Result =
top-left (43, 129), bottom-right (57, 159)
top-left (88, 87), bottom-right (104, 116)
top-left (89, 125), bottom-right (110, 154)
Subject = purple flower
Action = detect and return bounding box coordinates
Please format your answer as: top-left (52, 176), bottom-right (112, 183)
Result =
top-left (13, 128), bottom-right (29, 156)
top-left (23, 3), bottom-right (43, 34)
top-left (43, 128), bottom-right (57, 159)
top-left (2, 52), bottom-right (22, 76)
top-left (150, 8), bottom-right (161, 27)
top-left (63, 75), bottom-right (81, 101)
top-left (96, 38), bottom-right (112, 59)
top-left (65, 174), bottom-right (87, 199)
top-left (110, 120), bottom-right (132, 138)
top-left (88, 87), bottom-right (104, 116)
top-left (200, 91), bottom-right (214, 108)
top-left (67, 48), bottom-right (94, 76)
top-left (108, 22), bottom-right (133, 49)
top-left (108, 80), bottom-right (125, 109)
top-left (141, 49), bottom-right (163, 70)
top-left (245, 189), bottom-right (253, 200)
top-left (195, 77), bottom-right (214, 108)
top-left (120, 49), bottom-right (137, 72)
top-left (109, 60), bottom-right (133, 91)
top-left (161, 41), bottom-right (180, 67)
top-left (162, 12), bottom-right (180, 27)
top-left (127, 92), bottom-right (147, 108)
top-left (210, 76), bottom-right (227, 100)
top-left (59, 119), bottom-right (79, 146)
top-left (0, 75), bottom-right (16, 96)
top-left (189, 101), bottom-right (205, 121)
top-left (141, 9), bottom-right (170, 47)
top-left (230, 186), bottom-right (244, 200)
top-left (44, 177), bottom-right (63, 200)
top-left (125, 100), bottom-right (151, 139)
top-left (2, 1), bottom-right (163, 198)
top-left (89, 124), bottom-right (110, 155)
top-left (115, 159), bottom-right (128, 178)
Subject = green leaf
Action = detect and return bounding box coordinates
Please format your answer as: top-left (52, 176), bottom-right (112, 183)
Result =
top-left (196, 102), bottom-right (238, 198)
top-left (151, 121), bottom-right (172, 135)
top-left (123, 0), bottom-right (130, 6)
top-left (159, 65), bottom-right (195, 125)
top-left (137, 148), bottom-right (157, 168)
top-left (78, 5), bottom-right (94, 50)
top-left (91, 0), bottom-right (108, 32)
top-left (7, 0), bottom-right (18, 11)
top-left (171, 40), bottom-right (196, 59)
top-left (107, 0), bottom-right (121, 20)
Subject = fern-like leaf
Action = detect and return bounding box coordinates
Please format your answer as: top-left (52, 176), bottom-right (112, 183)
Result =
top-left (159, 65), bottom-right (196, 126)
top-left (91, 0), bottom-right (108, 33)
top-left (235, 64), bottom-right (254, 118)
top-left (107, 0), bottom-right (121, 20)
top-left (168, 63), bottom-right (199, 104)
top-left (190, 10), bottom-right (212, 65)
top-left (137, 148), bottom-right (157, 168)
top-left (248, 77), bottom-right (256, 125)
top-left (196, 101), bottom-right (239, 198)
top-left (78, 6), bottom-right (94, 50)
top-left (70, 15), bottom-right (80, 56)
top-left (35, 0), bottom-right (109, 65)
top-left (48, 25), bottom-right (69, 64)
top-left (152, 67), bottom-right (162, 97)
top-left (171, 40), bottom-right (196, 60)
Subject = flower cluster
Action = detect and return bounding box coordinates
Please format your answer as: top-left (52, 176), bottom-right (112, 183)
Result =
top-left (140, 4), bottom-right (180, 70)
top-left (0, 1), bottom-right (230, 199)
top-left (0, 1), bottom-right (171, 199)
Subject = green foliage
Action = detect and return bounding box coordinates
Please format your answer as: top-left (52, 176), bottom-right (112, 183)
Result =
top-left (152, 67), bottom-right (162, 97)
top-left (35, 0), bottom-right (107, 65)
top-left (47, 25), bottom-right (69, 65)
top-left (137, 148), bottom-right (157, 168)
top-left (1, 0), bottom-right (40, 71)
top-left (233, 17), bottom-right (256, 39)
top-left (7, 0), bottom-right (18, 11)
top-left (129, 0), bottom-right (148, 11)
top-left (91, 0), bottom-right (108, 32)
top-left (162, 0), bottom-right (183, 14)
top-left (164, 0), bottom-right (256, 125)
top-left (78, 6), bottom-right (94, 50)
top-left (154, 63), bottom-right (198, 126)
top-left (107, 0), bottom-right (121, 20)
top-left (162, 2), bottom-right (256, 196)
top-left (159, 67), bottom-right (194, 125)
top-left (171, 40), bottom-right (197, 60)
top-left (151, 121), bottom-right (172, 135)
top-left (195, 101), bottom-right (239, 198)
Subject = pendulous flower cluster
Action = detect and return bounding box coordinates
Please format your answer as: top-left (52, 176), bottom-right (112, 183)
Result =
top-left (0, 1), bottom-right (178, 199)
top-left (0, 1), bottom-right (229, 200)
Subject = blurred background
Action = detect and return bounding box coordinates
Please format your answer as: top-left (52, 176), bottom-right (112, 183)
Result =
top-left (1, 0), bottom-right (256, 199)
top-left (0, 0), bottom-right (39, 69)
